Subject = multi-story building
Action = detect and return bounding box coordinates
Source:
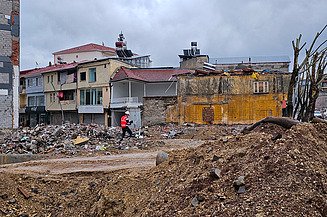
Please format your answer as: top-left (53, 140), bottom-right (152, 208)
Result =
top-left (77, 58), bottom-right (133, 126)
top-left (42, 63), bottom-right (79, 125)
top-left (19, 69), bottom-right (48, 126)
top-left (0, 0), bottom-right (19, 128)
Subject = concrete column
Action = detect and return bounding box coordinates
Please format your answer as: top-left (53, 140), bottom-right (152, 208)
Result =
top-left (104, 110), bottom-right (108, 127)
top-left (128, 81), bottom-right (131, 99)
top-left (79, 114), bottom-right (83, 124)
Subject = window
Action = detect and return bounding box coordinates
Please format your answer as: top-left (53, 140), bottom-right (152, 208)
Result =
top-left (36, 96), bottom-right (44, 106)
top-left (59, 90), bottom-right (75, 101)
top-left (27, 78), bottom-right (31, 87)
top-left (57, 72), bottom-right (61, 83)
top-left (80, 88), bottom-right (102, 105)
top-left (36, 77), bottom-right (39, 86)
top-left (48, 75), bottom-right (50, 83)
top-left (89, 68), bottom-right (96, 82)
top-left (253, 81), bottom-right (269, 93)
top-left (80, 72), bottom-right (86, 81)
top-left (50, 93), bottom-right (56, 103)
top-left (28, 96), bottom-right (36, 106)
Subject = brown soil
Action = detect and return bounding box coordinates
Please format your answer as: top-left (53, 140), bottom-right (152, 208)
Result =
top-left (1, 123), bottom-right (327, 216)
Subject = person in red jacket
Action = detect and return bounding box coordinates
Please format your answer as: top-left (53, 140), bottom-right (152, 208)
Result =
top-left (120, 111), bottom-right (133, 141)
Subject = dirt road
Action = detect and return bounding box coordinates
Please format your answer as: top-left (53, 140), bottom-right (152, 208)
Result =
top-left (0, 139), bottom-right (205, 175)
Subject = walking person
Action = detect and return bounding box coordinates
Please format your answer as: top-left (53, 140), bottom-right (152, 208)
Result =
top-left (120, 111), bottom-right (133, 141)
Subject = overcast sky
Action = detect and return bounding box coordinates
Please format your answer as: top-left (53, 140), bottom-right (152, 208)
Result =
top-left (21, 0), bottom-right (327, 70)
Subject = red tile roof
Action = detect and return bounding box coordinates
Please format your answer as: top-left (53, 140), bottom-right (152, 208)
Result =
top-left (20, 62), bottom-right (78, 78)
top-left (53, 43), bottom-right (116, 55)
top-left (111, 67), bottom-right (193, 82)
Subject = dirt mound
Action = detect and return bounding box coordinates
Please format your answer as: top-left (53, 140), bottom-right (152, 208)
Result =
top-left (92, 123), bottom-right (327, 216)
top-left (1, 123), bottom-right (327, 216)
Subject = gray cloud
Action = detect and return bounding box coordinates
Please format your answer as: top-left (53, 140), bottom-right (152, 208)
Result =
top-left (21, 0), bottom-right (327, 70)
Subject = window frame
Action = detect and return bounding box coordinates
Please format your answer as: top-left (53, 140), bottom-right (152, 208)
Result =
top-left (253, 81), bottom-right (269, 94)
top-left (88, 68), bottom-right (96, 83)
top-left (80, 72), bottom-right (86, 81)
top-left (80, 88), bottom-right (102, 105)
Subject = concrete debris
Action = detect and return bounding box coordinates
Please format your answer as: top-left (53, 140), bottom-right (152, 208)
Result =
top-left (156, 151), bottom-right (169, 166)
top-left (209, 168), bottom-right (221, 179)
top-left (233, 176), bottom-right (246, 193)
top-left (0, 124), bottom-right (243, 157)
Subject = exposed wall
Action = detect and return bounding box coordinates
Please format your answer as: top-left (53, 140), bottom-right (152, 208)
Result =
top-left (180, 56), bottom-right (208, 70)
top-left (50, 111), bottom-right (79, 125)
top-left (142, 96), bottom-right (177, 126)
top-left (176, 73), bottom-right (291, 125)
top-left (0, 0), bottom-right (19, 128)
top-left (145, 82), bottom-right (176, 97)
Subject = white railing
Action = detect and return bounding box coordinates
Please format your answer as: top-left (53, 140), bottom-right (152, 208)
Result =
top-left (111, 97), bottom-right (139, 104)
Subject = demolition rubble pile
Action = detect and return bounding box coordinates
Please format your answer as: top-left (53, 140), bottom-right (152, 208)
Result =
top-left (0, 123), bottom-right (243, 156)
top-left (0, 123), bottom-right (121, 155)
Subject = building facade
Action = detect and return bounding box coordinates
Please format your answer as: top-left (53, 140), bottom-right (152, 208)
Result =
top-left (110, 67), bottom-right (192, 128)
top-left (77, 58), bottom-right (133, 126)
top-left (0, 0), bottom-right (19, 128)
top-left (176, 70), bottom-right (291, 125)
top-left (23, 71), bottom-right (48, 126)
top-left (42, 63), bottom-right (79, 125)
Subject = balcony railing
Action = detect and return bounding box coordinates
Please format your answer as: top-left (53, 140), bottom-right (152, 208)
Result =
top-left (111, 97), bottom-right (139, 104)
top-left (110, 97), bottom-right (142, 108)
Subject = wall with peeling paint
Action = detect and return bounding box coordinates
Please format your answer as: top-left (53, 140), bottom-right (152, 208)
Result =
top-left (175, 73), bottom-right (290, 125)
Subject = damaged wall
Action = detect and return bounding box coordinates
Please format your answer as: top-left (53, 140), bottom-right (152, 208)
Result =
top-left (0, 0), bottom-right (19, 128)
top-left (142, 96), bottom-right (178, 126)
top-left (180, 56), bottom-right (208, 70)
top-left (176, 73), bottom-right (290, 125)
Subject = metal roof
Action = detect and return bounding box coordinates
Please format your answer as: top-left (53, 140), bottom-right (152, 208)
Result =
top-left (209, 56), bottom-right (290, 64)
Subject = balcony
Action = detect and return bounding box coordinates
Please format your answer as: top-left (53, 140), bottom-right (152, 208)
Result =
top-left (110, 97), bottom-right (142, 108)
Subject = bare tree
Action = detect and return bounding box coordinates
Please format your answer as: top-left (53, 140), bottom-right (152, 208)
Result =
top-left (287, 25), bottom-right (327, 121)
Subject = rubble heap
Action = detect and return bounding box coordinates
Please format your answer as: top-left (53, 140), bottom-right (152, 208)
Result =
top-left (0, 123), bottom-right (121, 155)
top-left (0, 123), bottom-right (243, 156)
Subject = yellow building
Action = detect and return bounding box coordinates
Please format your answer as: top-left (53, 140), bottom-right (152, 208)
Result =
top-left (176, 71), bottom-right (291, 125)
top-left (77, 58), bottom-right (133, 126)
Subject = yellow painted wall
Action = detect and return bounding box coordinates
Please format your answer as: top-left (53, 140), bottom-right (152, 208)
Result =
top-left (20, 94), bottom-right (26, 108)
top-left (175, 73), bottom-right (290, 125)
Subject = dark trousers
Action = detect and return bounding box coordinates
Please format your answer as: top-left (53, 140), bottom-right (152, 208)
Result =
top-left (121, 126), bottom-right (133, 140)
